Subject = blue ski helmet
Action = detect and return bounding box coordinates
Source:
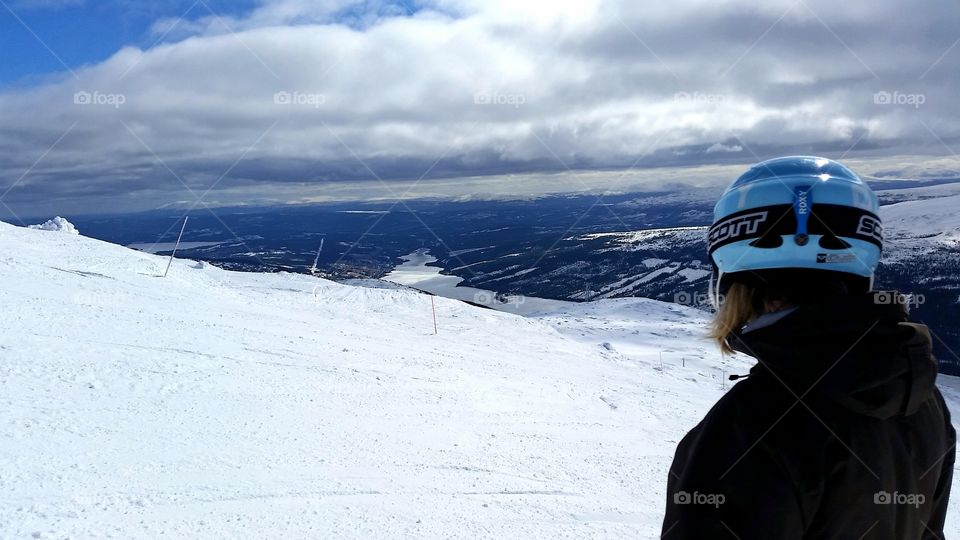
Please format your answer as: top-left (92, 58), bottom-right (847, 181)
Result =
top-left (708, 156), bottom-right (882, 304)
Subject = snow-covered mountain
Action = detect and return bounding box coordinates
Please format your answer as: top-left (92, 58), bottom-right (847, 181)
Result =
top-left (558, 183), bottom-right (960, 298)
top-left (1, 221), bottom-right (959, 538)
top-left (881, 191), bottom-right (960, 260)
top-left (538, 184), bottom-right (960, 373)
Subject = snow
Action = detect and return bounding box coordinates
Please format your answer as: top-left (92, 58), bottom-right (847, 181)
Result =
top-left (26, 216), bottom-right (79, 235)
top-left (676, 267), bottom-right (711, 282)
top-left (641, 258), bottom-right (669, 268)
top-left (882, 194), bottom-right (960, 244)
top-left (1, 221), bottom-right (958, 539)
top-left (596, 265), bottom-right (681, 299)
top-left (880, 193), bottom-right (960, 261)
top-left (579, 227), bottom-right (707, 254)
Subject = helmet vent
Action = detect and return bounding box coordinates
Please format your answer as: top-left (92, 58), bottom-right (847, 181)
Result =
top-left (749, 234), bottom-right (784, 249)
top-left (819, 234), bottom-right (853, 250)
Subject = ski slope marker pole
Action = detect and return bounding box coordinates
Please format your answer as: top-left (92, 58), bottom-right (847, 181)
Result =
top-left (163, 216), bottom-right (188, 278)
top-left (431, 296), bottom-right (438, 335)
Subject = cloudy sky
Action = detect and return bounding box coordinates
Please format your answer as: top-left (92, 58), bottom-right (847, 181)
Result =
top-left (1, 0), bottom-right (959, 219)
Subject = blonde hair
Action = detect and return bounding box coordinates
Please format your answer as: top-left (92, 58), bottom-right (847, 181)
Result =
top-left (709, 282), bottom-right (764, 355)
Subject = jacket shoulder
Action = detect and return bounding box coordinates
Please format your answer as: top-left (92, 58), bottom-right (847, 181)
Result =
top-left (664, 378), bottom-right (823, 537)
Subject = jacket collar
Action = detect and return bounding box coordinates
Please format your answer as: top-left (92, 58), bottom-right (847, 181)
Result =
top-left (728, 292), bottom-right (938, 418)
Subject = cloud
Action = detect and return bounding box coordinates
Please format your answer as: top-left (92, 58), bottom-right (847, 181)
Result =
top-left (1, 0), bottom-right (960, 217)
top-left (705, 143), bottom-right (743, 154)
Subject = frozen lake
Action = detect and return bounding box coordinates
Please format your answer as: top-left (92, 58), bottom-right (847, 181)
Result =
top-left (383, 249), bottom-right (571, 316)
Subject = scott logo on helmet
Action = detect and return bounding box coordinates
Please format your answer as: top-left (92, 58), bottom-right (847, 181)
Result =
top-left (856, 215), bottom-right (883, 243)
top-left (708, 211), bottom-right (769, 250)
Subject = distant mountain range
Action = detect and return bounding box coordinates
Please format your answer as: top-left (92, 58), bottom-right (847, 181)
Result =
top-left (62, 180), bottom-right (960, 374)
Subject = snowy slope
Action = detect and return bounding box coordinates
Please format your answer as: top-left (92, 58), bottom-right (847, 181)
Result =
top-left (881, 193), bottom-right (960, 258)
top-left (1, 221), bottom-right (958, 539)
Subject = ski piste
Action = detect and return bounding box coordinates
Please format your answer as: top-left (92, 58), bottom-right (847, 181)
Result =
top-left (3, 217), bottom-right (960, 537)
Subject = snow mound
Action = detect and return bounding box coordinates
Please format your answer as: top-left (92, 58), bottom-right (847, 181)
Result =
top-left (0, 219), bottom-right (958, 539)
top-left (27, 216), bottom-right (79, 234)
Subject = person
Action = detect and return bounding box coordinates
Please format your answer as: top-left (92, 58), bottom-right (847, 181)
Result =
top-left (661, 156), bottom-right (955, 539)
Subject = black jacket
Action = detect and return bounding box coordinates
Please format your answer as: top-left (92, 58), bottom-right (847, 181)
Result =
top-left (662, 293), bottom-right (955, 539)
